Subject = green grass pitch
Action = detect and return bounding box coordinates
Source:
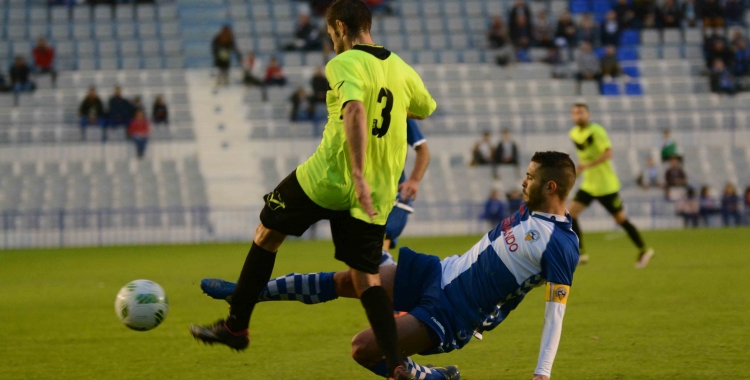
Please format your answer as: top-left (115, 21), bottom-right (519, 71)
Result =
top-left (1, 228), bottom-right (749, 379)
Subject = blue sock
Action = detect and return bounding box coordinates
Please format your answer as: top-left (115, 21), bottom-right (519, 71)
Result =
top-left (367, 358), bottom-right (446, 379)
top-left (259, 272), bottom-right (338, 304)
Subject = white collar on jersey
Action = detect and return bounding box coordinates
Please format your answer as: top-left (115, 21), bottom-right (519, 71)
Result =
top-left (531, 210), bottom-right (569, 222)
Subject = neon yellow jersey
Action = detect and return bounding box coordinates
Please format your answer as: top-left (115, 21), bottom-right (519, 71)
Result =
top-left (569, 123), bottom-right (621, 196)
top-left (296, 44), bottom-right (437, 225)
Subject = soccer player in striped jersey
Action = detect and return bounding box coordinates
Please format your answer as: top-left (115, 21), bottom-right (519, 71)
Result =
top-left (380, 118), bottom-right (430, 266)
top-left (567, 103), bottom-right (654, 267)
top-left (203, 152), bottom-right (580, 380)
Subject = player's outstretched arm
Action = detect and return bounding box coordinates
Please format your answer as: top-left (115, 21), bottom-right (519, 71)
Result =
top-left (399, 142), bottom-right (430, 201)
top-left (534, 282), bottom-right (571, 379)
top-left (578, 148), bottom-right (613, 172)
top-left (343, 100), bottom-right (376, 220)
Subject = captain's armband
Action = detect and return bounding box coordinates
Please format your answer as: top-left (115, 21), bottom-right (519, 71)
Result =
top-left (545, 282), bottom-right (570, 305)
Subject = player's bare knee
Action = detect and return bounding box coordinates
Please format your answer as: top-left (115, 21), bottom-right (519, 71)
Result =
top-left (254, 223), bottom-right (286, 252)
top-left (334, 271), bottom-right (356, 299)
top-left (350, 332), bottom-right (378, 367)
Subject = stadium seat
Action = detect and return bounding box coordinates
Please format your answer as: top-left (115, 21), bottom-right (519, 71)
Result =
top-left (625, 82), bottom-right (643, 95)
top-left (619, 30), bottom-right (640, 46)
top-left (617, 47), bottom-right (638, 61)
top-left (623, 65), bottom-right (640, 77)
top-left (601, 83), bottom-right (620, 96)
top-left (570, 0), bottom-right (591, 14)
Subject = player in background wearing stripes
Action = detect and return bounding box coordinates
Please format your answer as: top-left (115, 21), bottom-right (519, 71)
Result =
top-left (202, 152), bottom-right (580, 380)
top-left (567, 103), bottom-right (654, 267)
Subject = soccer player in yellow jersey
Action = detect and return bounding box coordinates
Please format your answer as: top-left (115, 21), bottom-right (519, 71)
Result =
top-left (568, 103), bottom-right (654, 268)
top-left (190, 1), bottom-right (436, 378)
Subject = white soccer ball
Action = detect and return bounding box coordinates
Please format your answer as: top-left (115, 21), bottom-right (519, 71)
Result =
top-left (114, 279), bottom-right (169, 331)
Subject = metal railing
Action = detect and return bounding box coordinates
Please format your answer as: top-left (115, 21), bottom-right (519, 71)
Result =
top-left (1, 196), bottom-right (732, 249)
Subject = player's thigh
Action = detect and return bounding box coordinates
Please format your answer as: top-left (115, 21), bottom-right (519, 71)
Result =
top-left (337, 265), bottom-right (396, 300)
top-left (597, 193), bottom-right (626, 221)
top-left (350, 314), bottom-right (436, 366)
top-left (330, 216), bottom-right (385, 275)
top-left (258, 170), bottom-right (329, 237)
top-left (569, 190), bottom-right (593, 217)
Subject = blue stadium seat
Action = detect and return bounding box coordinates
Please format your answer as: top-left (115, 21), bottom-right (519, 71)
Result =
top-left (617, 47), bottom-right (638, 61)
top-left (592, 0), bottom-right (611, 13)
top-left (622, 65), bottom-right (640, 77)
top-left (619, 30), bottom-right (639, 46)
top-left (601, 83), bottom-right (620, 96)
top-left (570, 0), bottom-right (591, 14)
top-left (625, 82), bottom-right (643, 95)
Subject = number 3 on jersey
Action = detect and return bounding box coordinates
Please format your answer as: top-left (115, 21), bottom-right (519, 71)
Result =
top-left (372, 87), bottom-right (393, 138)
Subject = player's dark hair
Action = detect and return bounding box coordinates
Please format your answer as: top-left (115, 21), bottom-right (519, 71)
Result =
top-left (326, 0), bottom-right (372, 40)
top-left (572, 103), bottom-right (589, 110)
top-left (531, 151), bottom-right (577, 200)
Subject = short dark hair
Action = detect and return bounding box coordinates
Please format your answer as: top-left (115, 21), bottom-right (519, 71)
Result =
top-left (327, 0), bottom-right (372, 40)
top-left (530, 151), bottom-right (576, 200)
top-left (572, 103), bottom-right (588, 110)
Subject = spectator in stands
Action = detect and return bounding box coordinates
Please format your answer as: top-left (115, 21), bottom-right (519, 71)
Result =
top-left (506, 189), bottom-right (524, 212)
top-left (487, 16), bottom-right (516, 65)
top-left (32, 37), bottom-right (57, 88)
top-left (578, 13), bottom-right (599, 47)
top-left (576, 42), bottom-right (601, 94)
top-left (242, 53), bottom-right (263, 86)
top-left (0, 73), bottom-right (8, 92)
top-left (128, 109), bottom-right (150, 159)
top-left (471, 131), bottom-right (494, 166)
top-left (706, 39), bottom-right (734, 69)
top-left (264, 57), bottom-right (287, 86)
top-left (510, 14), bottom-right (533, 52)
top-left (286, 14), bottom-right (322, 51)
top-left (555, 10), bottom-right (578, 48)
top-left (701, 0), bottom-right (725, 29)
top-left (676, 187), bottom-right (700, 228)
top-left (660, 0), bottom-right (682, 28)
top-left (534, 11), bottom-right (555, 48)
top-left (665, 156), bottom-right (688, 198)
top-left (494, 128), bottom-right (519, 167)
top-left (78, 87), bottom-right (105, 140)
top-left (600, 45), bottom-right (622, 81)
top-left (614, 0), bottom-right (637, 29)
top-left (724, 0), bottom-right (744, 26)
top-left (681, 0), bottom-right (699, 27)
top-left (721, 183), bottom-right (743, 226)
top-left (637, 156), bottom-right (662, 188)
top-left (307, 66), bottom-right (328, 118)
top-left (698, 185), bottom-right (720, 226)
top-left (290, 87), bottom-right (308, 122)
top-left (733, 38), bottom-right (750, 76)
top-left (601, 10), bottom-right (622, 47)
top-left (481, 189), bottom-right (507, 228)
top-left (152, 95), bottom-right (169, 125)
top-left (660, 129), bottom-right (680, 162)
top-left (710, 59), bottom-right (737, 95)
top-left (634, 0), bottom-right (659, 29)
top-left (107, 86), bottom-right (134, 128)
top-left (9, 56), bottom-right (35, 96)
top-left (212, 25), bottom-right (242, 87)
top-left (132, 96), bottom-right (145, 113)
top-left (745, 185), bottom-right (750, 222)
top-left (508, 0), bottom-right (532, 42)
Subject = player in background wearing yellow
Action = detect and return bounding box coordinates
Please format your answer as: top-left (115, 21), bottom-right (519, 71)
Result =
top-left (568, 103), bottom-right (654, 268)
top-left (189, 1), bottom-right (436, 379)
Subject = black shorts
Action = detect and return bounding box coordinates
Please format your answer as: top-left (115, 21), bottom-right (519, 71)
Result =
top-left (259, 170), bottom-right (385, 274)
top-left (573, 190), bottom-right (624, 215)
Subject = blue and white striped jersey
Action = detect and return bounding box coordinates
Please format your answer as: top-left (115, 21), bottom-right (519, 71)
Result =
top-left (440, 204), bottom-right (579, 335)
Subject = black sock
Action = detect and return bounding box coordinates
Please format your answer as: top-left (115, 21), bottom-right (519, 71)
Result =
top-left (620, 219), bottom-right (646, 252)
top-left (360, 286), bottom-right (400, 377)
top-left (226, 242), bottom-right (277, 332)
top-left (571, 218), bottom-right (584, 252)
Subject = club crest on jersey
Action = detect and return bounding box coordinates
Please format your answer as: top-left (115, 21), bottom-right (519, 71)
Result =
top-left (556, 287), bottom-right (568, 301)
top-left (525, 230), bottom-right (540, 242)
